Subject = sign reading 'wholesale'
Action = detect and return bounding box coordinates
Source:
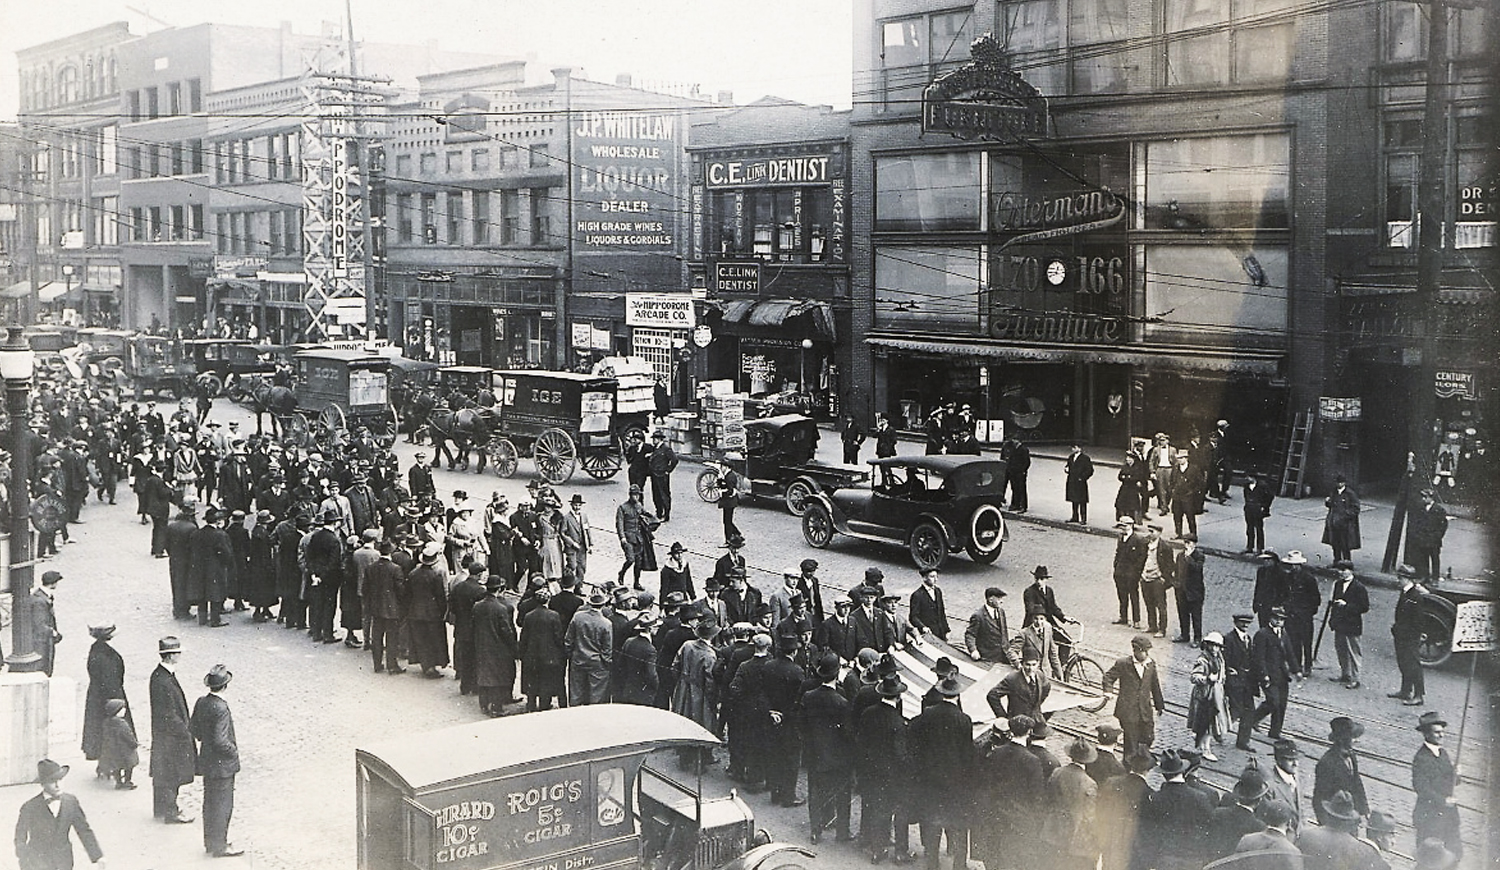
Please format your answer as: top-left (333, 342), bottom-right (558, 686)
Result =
top-left (573, 111), bottom-right (680, 252)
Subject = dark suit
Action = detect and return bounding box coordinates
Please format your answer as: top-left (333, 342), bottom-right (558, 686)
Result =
top-left (1404, 503), bottom-right (1447, 580)
top-left (977, 740), bottom-right (1047, 868)
top-left (1223, 627), bottom-right (1256, 722)
top-left (447, 577), bottom-right (488, 695)
top-left (164, 514), bottom-right (199, 619)
top-left (1113, 534), bottom-right (1148, 624)
top-left (987, 668), bottom-right (1051, 720)
top-left (190, 692), bottom-right (240, 854)
top-left (856, 700), bottom-right (911, 855)
top-left (1065, 451), bottom-right (1094, 521)
top-left (1209, 804), bottom-right (1267, 862)
top-left (720, 582), bottom-right (761, 626)
top-left (1392, 584), bottom-right (1426, 700)
top-left (1238, 626), bottom-right (1295, 747)
top-left (908, 585), bottom-right (949, 639)
top-left (965, 605), bottom-right (1014, 665)
top-left (815, 614), bottom-right (855, 662)
top-left (908, 700), bottom-right (973, 868)
top-left (1313, 747), bottom-right (1368, 825)
top-left (1102, 656), bottom-right (1164, 754)
top-left (801, 684), bottom-right (854, 838)
top-left (14, 792), bottom-right (103, 870)
top-left (1085, 748), bottom-right (1126, 785)
top-left (148, 664), bottom-right (196, 819)
top-left (1142, 781), bottom-right (1213, 870)
top-left (850, 605), bottom-right (891, 653)
top-left (1411, 744), bottom-right (1461, 857)
top-left (1243, 481), bottom-right (1274, 552)
top-left (1098, 773), bottom-right (1153, 870)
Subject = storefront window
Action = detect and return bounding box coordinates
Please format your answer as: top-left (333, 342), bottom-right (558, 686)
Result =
top-left (711, 187), bottom-right (834, 263)
top-left (875, 152), bottom-right (982, 232)
top-left (1141, 133), bottom-right (1290, 229)
top-left (1143, 245), bottom-right (1288, 346)
top-left (874, 246), bottom-right (981, 332)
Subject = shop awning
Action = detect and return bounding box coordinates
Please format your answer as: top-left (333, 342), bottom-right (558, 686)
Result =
top-left (1, 280), bottom-right (31, 299)
top-left (866, 335), bottom-right (1283, 376)
top-left (79, 284), bottom-right (118, 295)
top-left (718, 298), bottom-right (836, 340)
top-left (37, 282), bottom-right (68, 302)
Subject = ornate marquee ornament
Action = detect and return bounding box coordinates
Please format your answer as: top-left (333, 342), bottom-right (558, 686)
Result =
top-left (922, 33), bottom-right (1049, 143)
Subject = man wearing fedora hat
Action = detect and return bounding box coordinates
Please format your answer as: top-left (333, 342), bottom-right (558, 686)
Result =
top-left (761, 633), bottom-right (809, 809)
top-left (1327, 562), bottom-right (1369, 689)
top-left (559, 493), bottom-right (591, 582)
top-left (1296, 790), bottom-right (1387, 870)
top-left (1314, 717), bottom-right (1369, 826)
top-left (908, 675), bottom-right (973, 869)
top-left (1411, 711), bottom-right (1461, 858)
top-left (472, 574), bottom-right (520, 717)
top-left (190, 664), bottom-right (243, 857)
top-left (1140, 749), bottom-right (1213, 870)
top-left (976, 714), bottom-right (1046, 869)
top-left (303, 507), bottom-right (348, 642)
top-left (800, 653), bottom-right (854, 844)
top-left (1323, 475), bottom-right (1362, 564)
top-left (188, 508), bottom-right (235, 627)
top-left (1042, 738), bottom-right (1101, 870)
top-left (1208, 767), bottom-right (1269, 861)
top-left (14, 759), bottom-right (104, 869)
top-left (1406, 488), bottom-right (1448, 581)
top-left (1237, 607), bottom-right (1297, 750)
top-left (149, 636), bottom-right (196, 824)
top-left (564, 588), bottom-right (614, 705)
top-left (856, 672), bottom-right (913, 864)
top-left (1282, 551), bottom-right (1320, 677)
top-left (1018, 602), bottom-right (1064, 680)
top-left (1390, 567), bottom-right (1428, 705)
top-left (448, 563), bottom-right (489, 695)
top-left (1362, 812), bottom-right (1398, 855)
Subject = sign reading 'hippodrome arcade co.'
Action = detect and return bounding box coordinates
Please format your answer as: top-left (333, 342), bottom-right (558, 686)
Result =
top-left (923, 33), bottom-right (1049, 142)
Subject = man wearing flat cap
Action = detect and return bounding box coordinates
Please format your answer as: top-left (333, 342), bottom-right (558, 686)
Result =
top-left (1412, 711), bottom-right (1461, 858)
top-left (14, 759), bottom-right (104, 869)
top-left (615, 483), bottom-right (657, 591)
top-left (149, 636), bottom-right (196, 825)
top-left (1102, 635), bottom-right (1164, 755)
top-left (965, 586), bottom-right (1016, 665)
top-left (190, 665), bottom-right (242, 857)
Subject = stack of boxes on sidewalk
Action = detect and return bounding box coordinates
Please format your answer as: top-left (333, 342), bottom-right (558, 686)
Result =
top-left (700, 381), bottom-right (747, 454)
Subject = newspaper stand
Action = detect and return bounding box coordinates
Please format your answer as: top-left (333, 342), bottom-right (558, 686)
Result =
top-left (354, 706), bottom-right (813, 870)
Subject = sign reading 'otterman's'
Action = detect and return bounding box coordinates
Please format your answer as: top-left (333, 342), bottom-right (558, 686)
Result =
top-left (923, 33), bottom-right (1048, 142)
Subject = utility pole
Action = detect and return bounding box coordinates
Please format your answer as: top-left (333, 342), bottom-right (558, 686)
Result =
top-left (1384, 0), bottom-right (1453, 572)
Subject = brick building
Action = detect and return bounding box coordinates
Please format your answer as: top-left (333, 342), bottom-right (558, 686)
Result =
top-left (847, 0), bottom-right (1493, 491)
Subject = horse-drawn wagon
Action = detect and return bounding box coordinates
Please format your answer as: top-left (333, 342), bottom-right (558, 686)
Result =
top-left (181, 338), bottom-right (279, 401)
top-left (482, 369), bottom-right (647, 484)
top-left (282, 348), bottom-right (399, 447)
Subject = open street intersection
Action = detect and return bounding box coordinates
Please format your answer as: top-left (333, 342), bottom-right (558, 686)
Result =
top-left (0, 399), bottom-right (1489, 870)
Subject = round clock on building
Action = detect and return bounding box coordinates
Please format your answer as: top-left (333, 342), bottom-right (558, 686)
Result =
top-left (1045, 259), bottom-right (1068, 286)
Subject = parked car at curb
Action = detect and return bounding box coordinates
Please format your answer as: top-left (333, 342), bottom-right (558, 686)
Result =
top-left (801, 455), bottom-right (1009, 570)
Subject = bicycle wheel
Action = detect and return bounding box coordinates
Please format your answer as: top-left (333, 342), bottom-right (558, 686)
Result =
top-left (1065, 655), bottom-right (1108, 713)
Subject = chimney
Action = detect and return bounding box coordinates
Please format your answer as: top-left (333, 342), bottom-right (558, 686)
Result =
top-left (552, 67), bottom-right (573, 87)
top-left (615, 73), bottom-right (633, 88)
top-left (716, 90), bottom-right (734, 105)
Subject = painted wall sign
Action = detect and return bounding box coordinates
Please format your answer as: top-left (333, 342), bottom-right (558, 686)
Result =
top-left (713, 261), bottom-right (761, 294)
top-left (705, 154), bottom-right (833, 188)
top-left (625, 293), bottom-right (695, 329)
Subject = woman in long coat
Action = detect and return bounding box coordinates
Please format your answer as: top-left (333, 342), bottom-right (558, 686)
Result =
top-left (486, 503), bottom-right (516, 589)
top-left (519, 589), bottom-right (567, 711)
top-left (1187, 633), bottom-right (1231, 761)
top-left (472, 580), bottom-right (519, 716)
top-left (538, 507), bottom-right (564, 582)
top-left (1114, 453), bottom-right (1150, 524)
top-left (82, 625), bottom-right (132, 773)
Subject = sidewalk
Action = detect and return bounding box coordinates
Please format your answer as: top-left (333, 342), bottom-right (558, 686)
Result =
top-left (715, 424), bottom-right (1493, 589)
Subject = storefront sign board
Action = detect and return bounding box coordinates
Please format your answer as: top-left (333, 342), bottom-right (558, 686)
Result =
top-left (626, 294), bottom-right (695, 329)
top-left (1435, 370), bottom-right (1477, 399)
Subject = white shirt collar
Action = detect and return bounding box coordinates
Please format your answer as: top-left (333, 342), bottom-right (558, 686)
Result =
top-left (1425, 742), bottom-right (1443, 756)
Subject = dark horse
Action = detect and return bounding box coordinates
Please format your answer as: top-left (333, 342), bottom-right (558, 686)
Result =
top-left (248, 379), bottom-right (297, 437)
top-left (420, 405), bottom-right (493, 472)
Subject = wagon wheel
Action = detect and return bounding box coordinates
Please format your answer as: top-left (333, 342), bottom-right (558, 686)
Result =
top-left (784, 478), bottom-right (816, 517)
top-left (377, 403), bottom-right (400, 448)
top-left (283, 414), bottom-right (310, 448)
top-left (489, 438), bottom-right (520, 478)
top-left (319, 404), bottom-right (347, 434)
top-left (196, 372), bottom-right (223, 398)
top-left (696, 468), bottom-right (724, 503)
top-left (533, 428), bottom-right (578, 484)
top-left (581, 444), bottom-right (624, 480)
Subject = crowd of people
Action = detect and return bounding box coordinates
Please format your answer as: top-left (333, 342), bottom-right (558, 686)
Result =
top-left (6, 378), bottom-right (1471, 870)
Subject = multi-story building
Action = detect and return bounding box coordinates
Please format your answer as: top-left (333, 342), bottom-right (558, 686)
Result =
top-left (848, 0), bottom-right (1491, 491)
top-left (686, 98), bottom-right (852, 419)
top-left (0, 122), bottom-right (29, 320)
top-left (384, 65), bottom-right (713, 388)
top-left (15, 21), bottom-right (134, 327)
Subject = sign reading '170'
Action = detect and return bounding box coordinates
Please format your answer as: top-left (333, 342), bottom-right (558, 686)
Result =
top-left (992, 254), bottom-right (1127, 295)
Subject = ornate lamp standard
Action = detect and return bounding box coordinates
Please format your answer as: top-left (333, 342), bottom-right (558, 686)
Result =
top-left (0, 326), bottom-right (38, 671)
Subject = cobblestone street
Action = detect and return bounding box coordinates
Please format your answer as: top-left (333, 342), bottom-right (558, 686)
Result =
top-left (0, 401), bottom-right (1489, 869)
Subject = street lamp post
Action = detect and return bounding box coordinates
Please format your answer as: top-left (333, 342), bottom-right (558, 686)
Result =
top-left (1, 326), bottom-right (38, 672)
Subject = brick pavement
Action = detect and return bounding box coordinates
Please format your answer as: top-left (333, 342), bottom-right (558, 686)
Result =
top-left (0, 402), bottom-right (1488, 869)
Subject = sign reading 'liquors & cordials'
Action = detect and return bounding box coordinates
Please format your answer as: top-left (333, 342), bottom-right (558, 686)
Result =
top-left (922, 33), bottom-right (1048, 143)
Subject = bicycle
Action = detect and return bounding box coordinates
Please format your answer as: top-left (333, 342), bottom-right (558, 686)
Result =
top-left (1054, 621), bottom-right (1108, 712)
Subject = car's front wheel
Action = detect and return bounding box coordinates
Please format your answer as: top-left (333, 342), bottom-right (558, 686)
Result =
top-left (909, 520), bottom-right (947, 571)
top-left (965, 503), bottom-right (1005, 563)
top-left (802, 503), bottom-right (834, 549)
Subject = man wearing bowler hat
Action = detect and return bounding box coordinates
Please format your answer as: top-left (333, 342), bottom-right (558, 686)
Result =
top-left (14, 759), bottom-right (104, 870)
top-left (191, 664), bottom-right (243, 857)
top-left (1103, 635), bottom-right (1165, 755)
top-left (149, 636), bottom-right (196, 824)
top-left (1314, 717), bottom-right (1369, 825)
top-left (1411, 711), bottom-right (1461, 858)
top-left (1327, 561), bottom-right (1369, 689)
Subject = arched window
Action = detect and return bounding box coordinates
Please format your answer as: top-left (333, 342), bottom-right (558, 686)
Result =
top-left (86, 58), bottom-right (96, 98)
top-left (107, 55), bottom-right (118, 93)
top-left (58, 64), bottom-right (79, 104)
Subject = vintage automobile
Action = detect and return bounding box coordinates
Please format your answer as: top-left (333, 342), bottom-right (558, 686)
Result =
top-left (801, 455), bottom-right (1009, 571)
top-left (354, 705), bottom-right (813, 870)
top-left (695, 415), bottom-right (868, 516)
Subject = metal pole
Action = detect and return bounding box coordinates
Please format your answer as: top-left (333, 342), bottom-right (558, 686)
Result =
top-left (5, 327), bottom-right (39, 671)
top-left (1452, 650), bottom-right (1477, 769)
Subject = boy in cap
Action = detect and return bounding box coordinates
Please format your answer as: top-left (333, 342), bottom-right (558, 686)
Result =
top-left (100, 698), bottom-right (140, 790)
top-left (1102, 635), bottom-right (1164, 755)
top-left (15, 759), bottom-right (104, 868)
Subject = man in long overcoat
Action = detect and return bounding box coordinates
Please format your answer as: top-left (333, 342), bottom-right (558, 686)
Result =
top-left (1405, 488), bottom-right (1449, 581)
top-left (364, 541), bottom-right (408, 674)
top-left (447, 563), bottom-right (489, 696)
top-left (1065, 444), bottom-right (1094, 524)
top-left (761, 635), bottom-right (808, 808)
top-left (190, 665), bottom-right (242, 857)
top-left (1322, 475), bottom-right (1361, 563)
top-left (149, 636), bottom-right (195, 824)
top-left (188, 508), bottom-right (234, 627)
top-left (856, 675), bottom-right (912, 864)
top-left (472, 576), bottom-right (519, 717)
top-left (519, 588), bottom-right (567, 711)
top-left (908, 677), bottom-right (973, 870)
top-left (564, 589), bottom-right (614, 705)
top-left (671, 619), bottom-right (721, 770)
top-left (81, 625), bottom-right (131, 773)
top-left (164, 503), bottom-right (199, 620)
top-left (1043, 739), bottom-right (1101, 870)
top-left (976, 715), bottom-right (1047, 870)
top-left (405, 546), bottom-right (450, 676)
top-left (1313, 717), bottom-right (1369, 825)
top-left (800, 654), bottom-right (854, 843)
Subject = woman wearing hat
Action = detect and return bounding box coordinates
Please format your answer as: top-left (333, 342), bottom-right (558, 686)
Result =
top-left (245, 510), bottom-right (280, 623)
top-left (1187, 632), bottom-right (1230, 761)
top-left (659, 542), bottom-right (694, 603)
top-left (82, 624), bottom-right (132, 777)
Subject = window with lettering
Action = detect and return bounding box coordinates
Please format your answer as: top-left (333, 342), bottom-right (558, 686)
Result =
top-left (710, 187), bottom-right (833, 263)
